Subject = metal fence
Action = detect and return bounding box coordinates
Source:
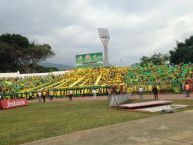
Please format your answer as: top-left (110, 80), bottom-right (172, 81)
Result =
top-left (109, 94), bottom-right (130, 107)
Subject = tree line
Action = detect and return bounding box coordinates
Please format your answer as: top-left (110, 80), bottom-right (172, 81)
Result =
top-left (0, 33), bottom-right (58, 73)
top-left (0, 33), bottom-right (193, 73)
top-left (139, 35), bottom-right (193, 65)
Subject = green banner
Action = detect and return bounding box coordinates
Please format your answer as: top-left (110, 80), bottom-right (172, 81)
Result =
top-left (76, 52), bottom-right (103, 67)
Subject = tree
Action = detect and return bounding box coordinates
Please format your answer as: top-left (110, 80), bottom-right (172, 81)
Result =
top-left (0, 34), bottom-right (29, 72)
top-left (140, 56), bottom-right (150, 65)
top-left (140, 53), bottom-right (170, 65)
top-left (0, 33), bottom-right (55, 73)
top-left (35, 65), bottom-right (59, 73)
top-left (17, 43), bottom-right (55, 73)
top-left (170, 36), bottom-right (193, 64)
top-left (0, 33), bottom-right (29, 48)
top-left (0, 41), bottom-right (15, 72)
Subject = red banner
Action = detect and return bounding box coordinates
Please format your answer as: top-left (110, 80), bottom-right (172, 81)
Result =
top-left (0, 101), bottom-right (2, 108)
top-left (0, 99), bottom-right (28, 109)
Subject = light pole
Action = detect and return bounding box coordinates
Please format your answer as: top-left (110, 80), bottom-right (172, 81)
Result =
top-left (98, 28), bottom-right (110, 66)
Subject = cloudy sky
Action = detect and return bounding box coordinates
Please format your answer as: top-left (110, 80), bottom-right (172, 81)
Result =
top-left (1, 0), bottom-right (193, 66)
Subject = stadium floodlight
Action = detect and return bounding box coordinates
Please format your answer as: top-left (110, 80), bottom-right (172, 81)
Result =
top-left (98, 28), bottom-right (110, 66)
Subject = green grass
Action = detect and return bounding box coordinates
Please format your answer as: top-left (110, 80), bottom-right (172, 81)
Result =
top-left (0, 100), bottom-right (155, 145)
top-left (1, 99), bottom-right (193, 145)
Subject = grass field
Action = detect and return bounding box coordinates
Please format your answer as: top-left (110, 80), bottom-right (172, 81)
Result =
top-left (0, 99), bottom-right (193, 145)
top-left (0, 100), bottom-right (156, 145)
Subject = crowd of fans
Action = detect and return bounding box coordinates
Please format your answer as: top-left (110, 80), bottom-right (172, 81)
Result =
top-left (126, 64), bottom-right (193, 85)
top-left (0, 64), bottom-right (192, 98)
top-left (0, 75), bottom-right (60, 94)
top-left (0, 67), bottom-right (128, 95)
top-left (125, 64), bottom-right (193, 93)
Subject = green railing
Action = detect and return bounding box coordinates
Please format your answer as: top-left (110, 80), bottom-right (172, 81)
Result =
top-left (0, 85), bottom-right (111, 100)
top-left (125, 82), bottom-right (182, 94)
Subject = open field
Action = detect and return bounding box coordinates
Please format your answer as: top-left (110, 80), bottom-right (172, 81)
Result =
top-left (1, 95), bottom-right (193, 145)
top-left (0, 100), bottom-right (155, 145)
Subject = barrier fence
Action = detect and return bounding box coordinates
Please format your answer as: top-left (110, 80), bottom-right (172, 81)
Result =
top-left (0, 83), bottom-right (183, 100)
top-left (126, 82), bottom-right (182, 94)
top-left (109, 94), bottom-right (130, 107)
top-left (0, 86), bottom-right (111, 100)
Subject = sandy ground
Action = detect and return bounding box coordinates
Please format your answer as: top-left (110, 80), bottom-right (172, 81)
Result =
top-left (130, 92), bottom-right (193, 100)
top-left (29, 92), bottom-right (193, 103)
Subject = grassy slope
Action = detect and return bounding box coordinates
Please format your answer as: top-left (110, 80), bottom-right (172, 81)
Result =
top-left (0, 100), bottom-right (155, 145)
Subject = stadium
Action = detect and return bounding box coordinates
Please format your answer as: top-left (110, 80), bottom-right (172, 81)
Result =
top-left (1, 1), bottom-right (193, 145)
top-left (0, 64), bottom-right (192, 100)
top-left (0, 30), bottom-right (193, 145)
top-left (0, 29), bottom-right (192, 100)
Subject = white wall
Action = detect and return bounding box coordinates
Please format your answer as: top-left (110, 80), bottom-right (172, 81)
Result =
top-left (0, 70), bottom-right (70, 78)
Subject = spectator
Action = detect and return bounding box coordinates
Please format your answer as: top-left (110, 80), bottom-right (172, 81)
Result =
top-left (92, 89), bottom-right (97, 100)
top-left (49, 90), bottom-right (54, 101)
top-left (69, 90), bottom-right (73, 101)
top-left (139, 86), bottom-right (144, 100)
top-left (184, 81), bottom-right (191, 97)
top-left (42, 90), bottom-right (46, 103)
top-left (152, 85), bottom-right (158, 100)
top-left (0, 88), bottom-right (3, 100)
top-left (37, 91), bottom-right (42, 102)
top-left (107, 87), bottom-right (112, 101)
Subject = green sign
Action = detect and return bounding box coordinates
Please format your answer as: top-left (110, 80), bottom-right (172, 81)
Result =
top-left (76, 52), bottom-right (103, 67)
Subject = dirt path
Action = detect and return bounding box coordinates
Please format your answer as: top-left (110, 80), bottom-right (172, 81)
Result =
top-left (29, 92), bottom-right (193, 103)
top-left (23, 110), bottom-right (193, 145)
top-left (130, 93), bottom-right (193, 100)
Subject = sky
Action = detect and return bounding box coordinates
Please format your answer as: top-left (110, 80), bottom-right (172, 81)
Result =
top-left (0, 0), bottom-right (193, 66)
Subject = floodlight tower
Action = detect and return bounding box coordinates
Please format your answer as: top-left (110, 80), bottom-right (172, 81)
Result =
top-left (98, 28), bottom-right (110, 66)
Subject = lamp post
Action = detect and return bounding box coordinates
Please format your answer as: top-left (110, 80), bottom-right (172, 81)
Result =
top-left (98, 28), bottom-right (110, 66)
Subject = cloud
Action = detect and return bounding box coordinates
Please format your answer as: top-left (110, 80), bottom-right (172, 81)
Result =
top-left (1, 0), bottom-right (193, 66)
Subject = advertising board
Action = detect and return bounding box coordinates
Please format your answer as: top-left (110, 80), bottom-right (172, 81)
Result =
top-left (0, 99), bottom-right (28, 109)
top-left (76, 52), bottom-right (103, 67)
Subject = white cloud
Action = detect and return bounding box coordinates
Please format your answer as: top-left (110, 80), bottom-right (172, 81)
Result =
top-left (1, 0), bottom-right (193, 66)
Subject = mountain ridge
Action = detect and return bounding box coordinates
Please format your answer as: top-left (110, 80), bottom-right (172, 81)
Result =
top-left (40, 62), bottom-right (74, 70)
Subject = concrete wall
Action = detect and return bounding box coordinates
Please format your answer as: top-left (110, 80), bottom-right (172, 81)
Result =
top-left (0, 70), bottom-right (70, 78)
